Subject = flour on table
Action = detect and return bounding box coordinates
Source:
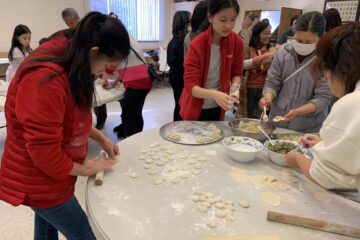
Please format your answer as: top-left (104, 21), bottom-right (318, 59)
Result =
top-left (262, 192), bottom-right (281, 206)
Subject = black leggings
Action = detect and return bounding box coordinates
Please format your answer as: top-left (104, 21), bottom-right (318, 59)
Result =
top-left (120, 88), bottom-right (150, 137)
top-left (247, 88), bottom-right (263, 119)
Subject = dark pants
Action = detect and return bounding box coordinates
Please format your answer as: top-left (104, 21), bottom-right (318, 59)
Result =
top-left (32, 195), bottom-right (96, 240)
top-left (120, 88), bottom-right (150, 137)
top-left (247, 88), bottom-right (263, 119)
top-left (199, 107), bottom-right (221, 121)
top-left (94, 104), bottom-right (107, 128)
top-left (169, 76), bottom-right (184, 121)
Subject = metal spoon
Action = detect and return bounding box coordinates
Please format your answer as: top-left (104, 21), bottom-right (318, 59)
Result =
top-left (258, 125), bottom-right (276, 145)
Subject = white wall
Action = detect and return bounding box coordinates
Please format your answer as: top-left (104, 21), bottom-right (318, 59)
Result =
top-left (0, 0), bottom-right (86, 52)
top-left (0, 0), bottom-right (326, 52)
top-left (235, 0), bottom-right (325, 32)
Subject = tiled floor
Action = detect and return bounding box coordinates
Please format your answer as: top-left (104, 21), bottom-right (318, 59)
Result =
top-left (0, 86), bottom-right (176, 239)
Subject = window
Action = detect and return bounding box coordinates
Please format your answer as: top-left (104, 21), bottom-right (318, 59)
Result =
top-left (89, 0), bottom-right (164, 41)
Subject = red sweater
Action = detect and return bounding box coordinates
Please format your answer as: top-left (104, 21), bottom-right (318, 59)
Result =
top-left (179, 26), bottom-right (244, 120)
top-left (0, 35), bottom-right (92, 208)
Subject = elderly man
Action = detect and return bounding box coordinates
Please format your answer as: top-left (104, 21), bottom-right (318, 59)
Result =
top-left (61, 8), bottom-right (80, 28)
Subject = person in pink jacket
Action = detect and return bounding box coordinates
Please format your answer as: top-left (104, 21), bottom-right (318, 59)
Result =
top-left (179, 0), bottom-right (243, 121)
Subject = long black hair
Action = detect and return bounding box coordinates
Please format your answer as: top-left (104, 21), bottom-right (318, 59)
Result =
top-left (208, 0), bottom-right (240, 16)
top-left (249, 22), bottom-right (271, 50)
top-left (323, 8), bottom-right (342, 32)
top-left (190, 1), bottom-right (209, 37)
top-left (8, 24), bottom-right (32, 61)
top-left (36, 12), bottom-right (130, 110)
top-left (296, 11), bottom-right (325, 37)
top-left (172, 11), bottom-right (191, 37)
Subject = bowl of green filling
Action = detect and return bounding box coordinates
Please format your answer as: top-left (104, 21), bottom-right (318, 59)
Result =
top-left (264, 140), bottom-right (300, 167)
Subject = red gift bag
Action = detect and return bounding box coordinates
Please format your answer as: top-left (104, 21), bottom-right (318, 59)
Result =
top-left (117, 64), bottom-right (152, 89)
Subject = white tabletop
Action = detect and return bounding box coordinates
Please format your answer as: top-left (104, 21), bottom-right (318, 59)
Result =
top-left (0, 81), bottom-right (8, 112)
top-left (0, 58), bottom-right (9, 65)
top-left (86, 123), bottom-right (360, 240)
top-left (94, 81), bottom-right (125, 106)
top-left (0, 80), bottom-right (125, 112)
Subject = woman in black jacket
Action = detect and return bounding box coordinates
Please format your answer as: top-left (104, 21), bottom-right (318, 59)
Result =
top-left (167, 11), bottom-right (191, 121)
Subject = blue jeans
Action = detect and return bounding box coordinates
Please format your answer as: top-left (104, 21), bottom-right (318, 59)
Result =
top-left (32, 195), bottom-right (96, 240)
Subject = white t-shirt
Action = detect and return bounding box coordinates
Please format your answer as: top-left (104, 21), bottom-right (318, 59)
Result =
top-left (6, 47), bottom-right (30, 82)
top-left (310, 81), bottom-right (360, 190)
top-left (203, 44), bottom-right (220, 109)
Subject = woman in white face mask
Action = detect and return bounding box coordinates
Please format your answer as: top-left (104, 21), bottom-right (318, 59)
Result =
top-left (259, 11), bottom-right (336, 133)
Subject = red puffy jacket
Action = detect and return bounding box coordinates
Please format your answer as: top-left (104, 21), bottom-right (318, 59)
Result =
top-left (0, 34), bottom-right (92, 208)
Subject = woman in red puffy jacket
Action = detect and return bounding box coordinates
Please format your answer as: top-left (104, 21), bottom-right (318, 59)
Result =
top-left (0, 12), bottom-right (130, 239)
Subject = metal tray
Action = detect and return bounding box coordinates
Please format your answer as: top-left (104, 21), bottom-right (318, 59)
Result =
top-left (159, 121), bottom-right (223, 145)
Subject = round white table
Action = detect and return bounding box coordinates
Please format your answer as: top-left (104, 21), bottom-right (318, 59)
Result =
top-left (86, 123), bottom-right (360, 240)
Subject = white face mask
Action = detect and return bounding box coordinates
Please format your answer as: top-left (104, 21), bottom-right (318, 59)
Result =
top-left (293, 40), bottom-right (316, 56)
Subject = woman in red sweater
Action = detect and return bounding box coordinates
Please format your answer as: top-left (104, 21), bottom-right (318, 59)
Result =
top-left (179, 0), bottom-right (243, 121)
top-left (0, 12), bottom-right (130, 239)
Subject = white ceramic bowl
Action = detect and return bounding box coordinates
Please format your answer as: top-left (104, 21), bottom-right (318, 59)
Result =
top-left (264, 140), bottom-right (299, 167)
top-left (222, 136), bottom-right (263, 163)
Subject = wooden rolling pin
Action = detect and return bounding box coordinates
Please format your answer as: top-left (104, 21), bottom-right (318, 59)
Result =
top-left (267, 211), bottom-right (360, 239)
top-left (94, 150), bottom-right (109, 186)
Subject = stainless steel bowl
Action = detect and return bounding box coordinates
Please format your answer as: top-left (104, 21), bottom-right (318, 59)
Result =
top-left (228, 118), bottom-right (276, 142)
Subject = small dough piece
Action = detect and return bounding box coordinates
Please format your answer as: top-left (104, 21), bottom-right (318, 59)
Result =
top-left (144, 164), bottom-right (152, 169)
top-left (197, 205), bottom-right (208, 213)
top-left (193, 164), bottom-right (202, 170)
top-left (153, 179), bottom-right (163, 185)
top-left (273, 115), bottom-right (285, 122)
top-left (226, 204), bottom-right (236, 211)
top-left (201, 202), bottom-right (211, 208)
top-left (239, 201), bottom-right (250, 208)
top-left (166, 149), bottom-right (175, 155)
top-left (147, 169), bottom-right (157, 175)
top-left (214, 196), bottom-right (222, 203)
top-left (204, 150), bottom-right (217, 156)
top-left (140, 149), bottom-right (147, 154)
top-left (216, 210), bottom-right (227, 218)
top-left (165, 131), bottom-right (181, 142)
top-left (171, 177), bottom-right (181, 183)
top-left (149, 144), bottom-right (157, 148)
top-left (199, 195), bottom-right (207, 202)
top-left (114, 155), bottom-right (123, 164)
top-left (224, 200), bottom-right (234, 206)
top-left (138, 155), bottom-right (146, 160)
top-left (262, 192), bottom-right (281, 207)
top-left (190, 153), bottom-right (199, 159)
top-left (128, 172), bottom-right (139, 178)
top-left (152, 155), bottom-right (160, 160)
top-left (205, 219), bottom-right (218, 228)
top-left (215, 202), bottom-right (225, 209)
top-left (191, 195), bottom-right (200, 202)
top-left (191, 169), bottom-right (200, 175)
top-left (145, 159), bottom-right (154, 164)
top-left (156, 161), bottom-right (165, 166)
top-left (207, 197), bottom-right (216, 204)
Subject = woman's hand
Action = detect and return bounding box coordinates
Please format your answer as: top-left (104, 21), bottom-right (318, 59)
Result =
top-left (99, 137), bottom-right (119, 160)
top-left (259, 93), bottom-right (273, 109)
top-left (285, 150), bottom-right (302, 168)
top-left (213, 91), bottom-right (237, 111)
top-left (300, 134), bottom-right (321, 149)
top-left (90, 128), bottom-right (120, 160)
top-left (282, 109), bottom-right (300, 122)
top-left (81, 157), bottom-right (116, 176)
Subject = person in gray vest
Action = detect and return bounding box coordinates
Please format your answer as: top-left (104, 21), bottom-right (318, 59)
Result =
top-left (259, 11), bottom-right (336, 133)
